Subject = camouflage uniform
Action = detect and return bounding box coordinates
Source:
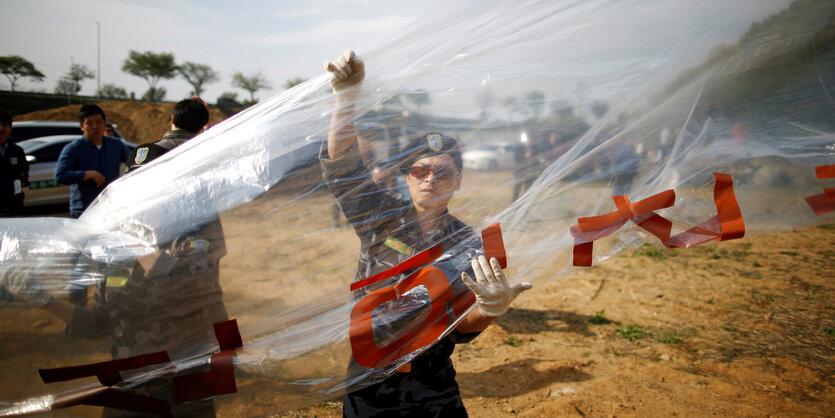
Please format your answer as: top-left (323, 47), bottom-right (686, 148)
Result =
top-left (70, 130), bottom-right (228, 417)
top-left (320, 141), bottom-right (480, 418)
top-left (68, 219), bottom-right (228, 360)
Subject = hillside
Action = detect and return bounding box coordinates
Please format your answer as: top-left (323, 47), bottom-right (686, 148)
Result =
top-left (13, 101), bottom-right (228, 144)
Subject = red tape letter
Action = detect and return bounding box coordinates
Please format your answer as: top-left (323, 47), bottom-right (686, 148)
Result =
top-left (572, 173), bottom-right (745, 266)
top-left (805, 165), bottom-right (835, 216)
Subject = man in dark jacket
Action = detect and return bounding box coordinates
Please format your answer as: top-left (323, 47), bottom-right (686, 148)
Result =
top-left (127, 98), bottom-right (210, 172)
top-left (0, 111), bottom-right (28, 215)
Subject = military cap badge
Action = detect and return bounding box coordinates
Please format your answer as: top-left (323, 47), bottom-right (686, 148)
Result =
top-left (427, 133), bottom-right (443, 151)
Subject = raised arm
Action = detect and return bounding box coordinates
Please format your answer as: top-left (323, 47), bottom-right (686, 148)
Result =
top-left (325, 50), bottom-right (365, 160)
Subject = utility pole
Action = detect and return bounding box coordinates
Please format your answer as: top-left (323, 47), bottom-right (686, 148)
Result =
top-left (96, 21), bottom-right (101, 97)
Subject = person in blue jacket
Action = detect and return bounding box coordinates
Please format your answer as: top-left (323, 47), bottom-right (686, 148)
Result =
top-left (55, 104), bottom-right (130, 218)
top-left (55, 104), bottom-right (130, 305)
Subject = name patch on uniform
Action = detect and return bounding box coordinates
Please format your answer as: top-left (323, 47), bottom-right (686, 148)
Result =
top-left (384, 236), bottom-right (414, 256)
top-left (106, 276), bottom-right (129, 287)
top-left (190, 239), bottom-right (210, 252)
top-left (134, 147), bottom-right (149, 164)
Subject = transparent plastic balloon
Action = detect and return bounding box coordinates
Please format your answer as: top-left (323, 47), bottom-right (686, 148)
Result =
top-left (1, 0), bottom-right (833, 415)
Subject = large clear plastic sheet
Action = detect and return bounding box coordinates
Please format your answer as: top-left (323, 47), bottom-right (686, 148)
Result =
top-left (1, 0), bottom-right (834, 415)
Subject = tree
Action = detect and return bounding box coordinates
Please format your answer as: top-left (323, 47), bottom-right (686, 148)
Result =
top-left (67, 64), bottom-right (94, 95)
top-left (122, 50), bottom-right (177, 101)
top-left (142, 86), bottom-right (166, 102)
top-left (54, 77), bottom-right (78, 96)
top-left (0, 55), bottom-right (45, 91)
top-left (284, 77), bottom-right (306, 89)
top-left (97, 83), bottom-right (128, 99)
top-left (218, 91), bottom-right (239, 101)
top-left (231, 72), bottom-right (271, 103)
top-left (179, 62), bottom-right (219, 97)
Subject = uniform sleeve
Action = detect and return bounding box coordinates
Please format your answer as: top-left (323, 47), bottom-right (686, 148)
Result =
top-left (13, 145), bottom-right (28, 186)
top-left (319, 141), bottom-right (385, 229)
top-left (125, 148), bottom-right (138, 172)
top-left (448, 329), bottom-right (481, 344)
top-left (54, 142), bottom-right (86, 185)
top-left (120, 141), bottom-right (130, 163)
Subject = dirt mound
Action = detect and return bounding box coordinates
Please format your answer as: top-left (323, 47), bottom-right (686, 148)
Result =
top-left (14, 101), bottom-right (228, 144)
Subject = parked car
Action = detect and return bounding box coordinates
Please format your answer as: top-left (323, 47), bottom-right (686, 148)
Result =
top-left (462, 143), bottom-right (517, 171)
top-left (8, 120), bottom-right (126, 145)
top-left (18, 135), bottom-right (137, 207)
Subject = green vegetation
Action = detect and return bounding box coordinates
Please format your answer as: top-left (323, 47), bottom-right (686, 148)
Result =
top-left (658, 336), bottom-right (684, 344)
top-left (122, 50), bottom-right (178, 101)
top-left (588, 310), bottom-right (612, 325)
top-left (96, 83), bottom-right (128, 99)
top-left (0, 55), bottom-right (45, 92)
top-left (55, 64), bottom-right (94, 97)
top-left (665, 0), bottom-right (835, 128)
top-left (633, 244), bottom-right (676, 260)
top-left (232, 72), bottom-right (272, 104)
top-left (616, 325), bottom-right (646, 341)
top-left (179, 62), bottom-right (219, 97)
top-left (820, 327), bottom-right (835, 337)
top-left (504, 336), bottom-right (523, 347)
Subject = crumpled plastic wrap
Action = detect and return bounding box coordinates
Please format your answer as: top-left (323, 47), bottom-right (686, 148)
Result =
top-left (1, 0), bottom-right (834, 415)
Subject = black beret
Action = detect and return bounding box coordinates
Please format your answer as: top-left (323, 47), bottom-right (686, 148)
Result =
top-left (399, 132), bottom-right (463, 173)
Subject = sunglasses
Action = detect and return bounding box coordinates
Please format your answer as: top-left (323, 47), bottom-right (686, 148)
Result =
top-left (407, 164), bottom-right (457, 180)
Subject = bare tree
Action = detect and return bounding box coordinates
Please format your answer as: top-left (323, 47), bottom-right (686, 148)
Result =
top-left (179, 62), bottom-right (219, 96)
top-left (232, 72), bottom-right (272, 103)
top-left (67, 64), bottom-right (94, 95)
top-left (54, 77), bottom-right (78, 96)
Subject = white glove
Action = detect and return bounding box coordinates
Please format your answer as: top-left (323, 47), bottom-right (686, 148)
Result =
top-left (324, 49), bottom-right (365, 92)
top-left (2, 267), bottom-right (53, 308)
top-left (461, 255), bottom-right (532, 317)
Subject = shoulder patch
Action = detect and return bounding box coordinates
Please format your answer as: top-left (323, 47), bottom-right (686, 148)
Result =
top-left (190, 239), bottom-right (210, 252)
top-left (134, 147), bottom-right (149, 164)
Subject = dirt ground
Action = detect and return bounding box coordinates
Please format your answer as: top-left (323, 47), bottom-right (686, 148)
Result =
top-left (2, 223), bottom-right (831, 417)
top-left (2, 102), bottom-right (833, 417)
top-left (275, 225), bottom-right (834, 418)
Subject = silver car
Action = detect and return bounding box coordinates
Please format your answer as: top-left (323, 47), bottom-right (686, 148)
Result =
top-left (18, 135), bottom-right (136, 207)
top-left (462, 143), bottom-right (517, 171)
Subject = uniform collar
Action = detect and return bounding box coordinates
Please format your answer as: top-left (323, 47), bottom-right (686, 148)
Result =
top-left (157, 129), bottom-right (197, 150)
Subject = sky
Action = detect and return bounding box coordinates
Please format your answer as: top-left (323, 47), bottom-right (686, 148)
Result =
top-left (0, 0), bottom-right (446, 102)
top-left (1, 0), bottom-right (794, 105)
